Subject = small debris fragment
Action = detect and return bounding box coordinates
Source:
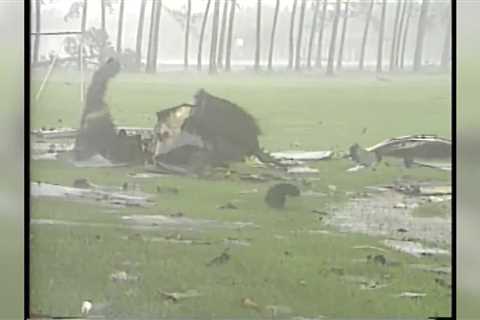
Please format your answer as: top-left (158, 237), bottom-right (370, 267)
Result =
top-left (384, 240), bottom-right (450, 257)
top-left (393, 202), bottom-right (407, 209)
top-left (327, 185), bottom-right (337, 192)
top-left (73, 178), bottom-right (93, 189)
top-left (397, 292), bottom-right (427, 299)
top-left (367, 254), bottom-right (387, 266)
top-left (156, 185), bottom-right (179, 194)
top-left (81, 300), bottom-right (92, 316)
top-left (241, 297), bottom-right (262, 312)
top-left (206, 248), bottom-right (231, 266)
top-left (218, 202), bottom-right (238, 210)
top-left (265, 183), bottom-right (300, 209)
top-left (159, 289), bottom-right (201, 302)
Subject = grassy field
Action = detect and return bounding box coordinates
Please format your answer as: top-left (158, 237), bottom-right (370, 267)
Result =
top-left (30, 70), bottom-right (451, 318)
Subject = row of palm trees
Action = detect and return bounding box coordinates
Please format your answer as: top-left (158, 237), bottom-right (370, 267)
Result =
top-left (32, 0), bottom-right (451, 75)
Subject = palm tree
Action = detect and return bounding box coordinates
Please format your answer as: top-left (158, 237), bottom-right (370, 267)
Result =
top-left (33, 0), bottom-right (41, 64)
top-left (184, 0), bottom-right (192, 70)
top-left (336, 0), bottom-right (350, 71)
top-left (326, 0), bottom-right (341, 76)
top-left (413, 0), bottom-right (430, 72)
top-left (400, 1), bottom-right (413, 69)
top-left (394, 0), bottom-right (408, 68)
top-left (288, 0), bottom-right (298, 69)
top-left (441, 1), bottom-right (451, 68)
top-left (197, 0), bottom-right (212, 71)
top-left (376, 0), bottom-right (387, 73)
top-left (315, 0), bottom-right (328, 68)
top-left (116, 0), bottom-right (125, 54)
top-left (389, 0), bottom-right (402, 72)
top-left (254, 0), bottom-right (262, 71)
top-left (217, 0), bottom-right (229, 68)
top-left (307, 0), bottom-right (321, 69)
top-left (135, 0), bottom-right (147, 68)
top-left (268, 0), bottom-right (281, 71)
top-left (225, 0), bottom-right (236, 72)
top-left (294, 0), bottom-right (307, 71)
top-left (359, 0), bottom-right (374, 71)
top-left (209, 0), bottom-right (221, 74)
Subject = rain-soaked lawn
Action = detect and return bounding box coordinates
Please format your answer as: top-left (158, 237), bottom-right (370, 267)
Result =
top-left (30, 70), bottom-right (452, 318)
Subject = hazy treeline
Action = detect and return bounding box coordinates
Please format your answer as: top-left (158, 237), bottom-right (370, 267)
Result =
top-left (31, 0), bottom-right (451, 74)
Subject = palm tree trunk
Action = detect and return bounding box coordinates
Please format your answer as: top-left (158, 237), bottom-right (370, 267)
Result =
top-left (400, 1), bottom-right (412, 69)
top-left (116, 0), bottom-right (125, 54)
top-left (209, 0), bottom-right (221, 74)
top-left (389, 0), bottom-right (402, 72)
top-left (268, 0), bottom-right (280, 71)
top-left (394, 0), bottom-right (407, 67)
top-left (315, 0), bottom-right (328, 68)
top-left (358, 0), bottom-right (374, 71)
top-left (413, 0), bottom-right (430, 72)
top-left (147, 0), bottom-right (162, 73)
top-left (336, 1), bottom-right (350, 71)
top-left (146, 0), bottom-right (157, 72)
top-left (326, 0), bottom-right (341, 76)
top-left (197, 0), bottom-right (212, 71)
top-left (217, 0), bottom-right (229, 68)
top-left (294, 0), bottom-right (306, 71)
top-left (79, 0), bottom-right (88, 71)
top-left (288, 0), bottom-right (298, 70)
top-left (376, 0), bottom-right (387, 74)
top-left (135, 0), bottom-right (147, 68)
top-left (225, 0), bottom-right (236, 72)
top-left (184, 0), bottom-right (192, 70)
top-left (101, 0), bottom-right (106, 32)
top-left (33, 0), bottom-right (41, 64)
top-left (441, 2), bottom-right (451, 68)
top-left (254, 0), bottom-right (262, 71)
top-left (307, 0), bottom-right (320, 69)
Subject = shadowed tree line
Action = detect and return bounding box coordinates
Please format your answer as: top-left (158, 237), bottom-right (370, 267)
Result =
top-left (31, 0), bottom-right (451, 75)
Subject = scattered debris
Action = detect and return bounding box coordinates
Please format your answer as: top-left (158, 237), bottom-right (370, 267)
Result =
top-left (265, 183), bottom-right (300, 209)
top-left (435, 277), bottom-right (452, 289)
top-left (271, 150), bottom-right (333, 161)
top-left (31, 182), bottom-right (154, 208)
top-left (156, 186), bottom-right (179, 195)
top-left (159, 289), bottom-right (202, 302)
top-left (393, 202), bottom-right (408, 209)
top-left (353, 245), bottom-right (388, 253)
top-left (224, 238), bottom-right (251, 247)
top-left (81, 300), bottom-right (93, 316)
top-left (367, 254), bottom-right (387, 266)
top-left (349, 135), bottom-right (451, 170)
top-left (110, 271), bottom-right (139, 282)
top-left (206, 248), bottom-right (231, 266)
top-left (397, 292), bottom-right (427, 299)
top-left (384, 240), bottom-right (450, 257)
top-left (409, 264), bottom-right (451, 275)
top-left (287, 166), bottom-right (319, 174)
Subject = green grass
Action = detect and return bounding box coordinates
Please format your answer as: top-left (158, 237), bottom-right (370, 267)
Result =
top-left (30, 70), bottom-right (451, 318)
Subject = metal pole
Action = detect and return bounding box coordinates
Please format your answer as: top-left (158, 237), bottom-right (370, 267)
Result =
top-left (35, 53), bottom-right (58, 101)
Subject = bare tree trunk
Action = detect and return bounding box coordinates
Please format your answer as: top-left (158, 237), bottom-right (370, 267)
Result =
top-left (146, 0), bottom-right (156, 72)
top-left (336, 0), bottom-right (350, 71)
top-left (394, 0), bottom-right (407, 67)
top-left (326, 0), bottom-right (341, 76)
top-left (147, 0), bottom-right (162, 73)
top-left (225, 0), bottom-right (236, 72)
top-left (79, 0), bottom-right (88, 71)
top-left (400, 1), bottom-right (412, 69)
top-left (389, 0), bottom-right (402, 72)
top-left (441, 1), bottom-right (451, 68)
top-left (33, 0), bottom-right (41, 64)
top-left (294, 0), bottom-right (306, 71)
top-left (116, 0), bottom-right (125, 54)
top-left (359, 0), bottom-right (374, 71)
top-left (136, 0), bottom-right (147, 68)
top-left (413, 0), bottom-right (430, 72)
top-left (209, 0), bottom-right (221, 74)
top-left (217, 0), bottom-right (228, 68)
top-left (254, 0), bottom-right (262, 71)
top-left (184, 0), bottom-right (192, 70)
top-left (268, 0), bottom-right (280, 71)
top-left (307, 0), bottom-right (320, 69)
top-left (315, 0), bottom-right (327, 68)
top-left (288, 0), bottom-right (298, 70)
top-left (376, 0), bottom-right (387, 74)
top-left (197, 0), bottom-right (212, 71)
